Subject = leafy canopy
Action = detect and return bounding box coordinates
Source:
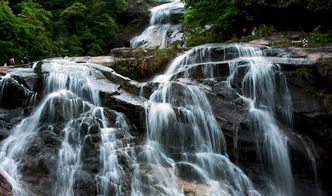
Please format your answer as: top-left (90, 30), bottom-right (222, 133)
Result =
top-left (0, 0), bottom-right (128, 63)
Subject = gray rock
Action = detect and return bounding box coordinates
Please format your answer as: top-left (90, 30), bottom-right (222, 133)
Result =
top-left (0, 77), bottom-right (31, 109)
top-left (7, 68), bottom-right (38, 91)
top-left (0, 174), bottom-right (12, 196)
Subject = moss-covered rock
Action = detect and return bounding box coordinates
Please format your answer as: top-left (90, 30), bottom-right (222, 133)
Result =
top-left (108, 47), bottom-right (180, 81)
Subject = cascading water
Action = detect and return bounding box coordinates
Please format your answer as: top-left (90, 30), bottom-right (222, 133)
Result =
top-left (151, 43), bottom-right (320, 196)
top-left (0, 60), bottom-right (131, 196)
top-left (0, 45), bottom-right (323, 196)
top-left (229, 57), bottom-right (294, 196)
top-left (132, 82), bottom-right (261, 196)
top-left (130, 0), bottom-right (184, 48)
top-left (131, 44), bottom-right (278, 195)
top-left (97, 111), bottom-right (132, 196)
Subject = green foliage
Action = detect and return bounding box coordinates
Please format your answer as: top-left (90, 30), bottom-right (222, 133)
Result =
top-left (0, 0), bottom-right (128, 63)
top-left (307, 0), bottom-right (332, 10)
top-left (60, 2), bottom-right (87, 28)
top-left (18, 1), bottom-right (63, 58)
top-left (63, 35), bottom-right (84, 56)
top-left (57, 1), bottom-right (119, 56)
top-left (0, 1), bottom-right (20, 63)
top-left (183, 0), bottom-right (239, 46)
top-left (296, 67), bottom-right (310, 80)
top-left (311, 33), bottom-right (332, 44)
top-left (18, 1), bottom-right (52, 28)
top-left (310, 27), bottom-right (332, 46)
top-left (236, 0), bottom-right (332, 10)
top-left (183, 0), bottom-right (331, 46)
top-left (256, 24), bottom-right (276, 38)
top-left (105, 0), bottom-right (128, 17)
top-left (111, 48), bottom-right (179, 81)
top-left (87, 43), bottom-right (103, 56)
top-left (0, 0), bottom-right (61, 63)
top-left (150, 46), bottom-right (179, 74)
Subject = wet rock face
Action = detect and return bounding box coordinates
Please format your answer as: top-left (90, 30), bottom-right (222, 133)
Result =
top-left (0, 69), bottom-right (38, 110)
top-left (93, 45), bottom-right (332, 195)
top-left (18, 111), bottom-right (112, 195)
top-left (8, 69), bottom-right (38, 91)
top-left (0, 174), bottom-right (12, 196)
top-left (20, 124), bottom-right (63, 195)
top-left (0, 72), bottom-right (37, 143)
top-left (0, 77), bottom-right (30, 109)
top-left (0, 108), bottom-right (28, 140)
top-left (281, 46), bottom-right (332, 194)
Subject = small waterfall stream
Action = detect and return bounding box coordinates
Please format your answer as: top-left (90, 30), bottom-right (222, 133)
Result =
top-left (131, 0), bottom-right (184, 48)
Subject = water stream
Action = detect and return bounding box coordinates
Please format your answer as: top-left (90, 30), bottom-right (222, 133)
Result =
top-left (131, 0), bottom-right (184, 48)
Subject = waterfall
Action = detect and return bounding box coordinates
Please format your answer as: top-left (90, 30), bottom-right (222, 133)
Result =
top-left (130, 0), bottom-right (184, 48)
top-left (151, 43), bottom-right (301, 195)
top-left (132, 82), bottom-right (260, 195)
top-left (0, 44), bottom-right (323, 196)
top-left (0, 60), bottom-right (131, 196)
top-left (131, 44), bottom-right (275, 195)
top-left (97, 111), bottom-right (132, 196)
top-left (230, 57), bottom-right (294, 196)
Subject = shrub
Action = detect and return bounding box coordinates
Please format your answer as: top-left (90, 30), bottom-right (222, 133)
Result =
top-left (296, 67), bottom-right (310, 80)
top-left (310, 32), bottom-right (332, 45)
top-left (256, 24), bottom-right (275, 38)
top-left (183, 0), bottom-right (240, 46)
top-left (111, 47), bottom-right (179, 81)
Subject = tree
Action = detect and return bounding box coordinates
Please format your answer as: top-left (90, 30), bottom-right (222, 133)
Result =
top-left (1, 0), bottom-right (129, 62)
top-left (87, 1), bottom-right (118, 52)
top-left (183, 0), bottom-right (240, 46)
top-left (59, 2), bottom-right (87, 34)
top-left (17, 0), bottom-right (63, 59)
top-left (0, 0), bottom-right (20, 63)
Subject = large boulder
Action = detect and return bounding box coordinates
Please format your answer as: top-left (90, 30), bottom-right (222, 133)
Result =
top-left (7, 68), bottom-right (38, 91)
top-left (0, 77), bottom-right (31, 109)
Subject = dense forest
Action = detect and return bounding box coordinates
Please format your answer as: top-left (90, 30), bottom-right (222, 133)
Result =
top-left (0, 0), bottom-right (127, 64)
top-left (1, 0), bottom-right (332, 63)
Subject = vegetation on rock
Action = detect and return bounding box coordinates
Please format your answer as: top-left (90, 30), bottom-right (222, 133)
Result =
top-left (110, 47), bottom-right (180, 81)
top-left (183, 0), bottom-right (332, 46)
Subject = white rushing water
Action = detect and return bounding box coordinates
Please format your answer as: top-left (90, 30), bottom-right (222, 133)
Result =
top-left (151, 43), bottom-right (298, 196)
top-left (0, 60), bottom-right (131, 196)
top-left (131, 0), bottom-right (184, 48)
top-left (131, 82), bottom-right (260, 196)
top-left (131, 44), bottom-right (283, 195)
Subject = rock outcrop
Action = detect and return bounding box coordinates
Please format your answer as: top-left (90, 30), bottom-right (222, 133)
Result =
top-left (282, 46), bottom-right (332, 194)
